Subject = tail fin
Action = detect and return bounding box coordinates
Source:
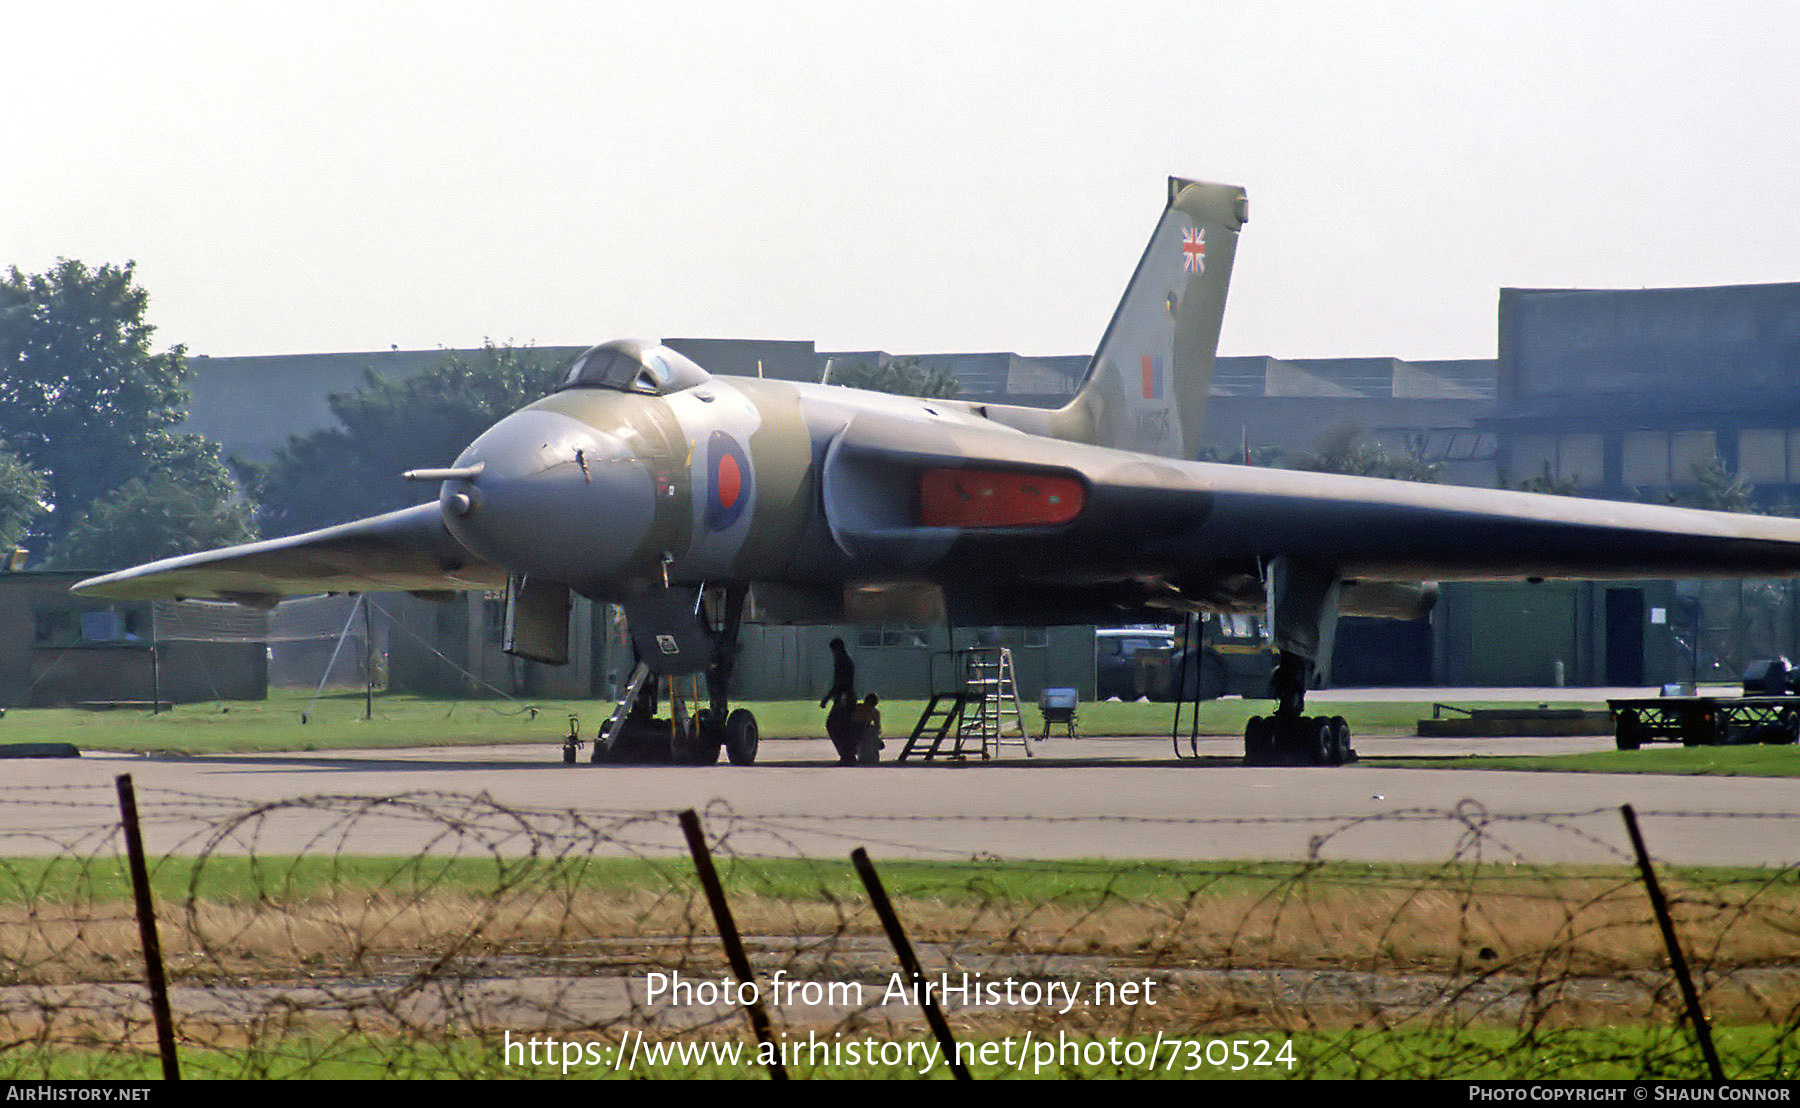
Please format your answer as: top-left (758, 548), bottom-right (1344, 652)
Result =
top-left (1056, 177), bottom-right (1247, 459)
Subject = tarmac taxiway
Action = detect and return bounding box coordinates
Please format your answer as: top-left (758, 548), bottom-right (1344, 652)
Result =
top-left (2, 728), bottom-right (1795, 868)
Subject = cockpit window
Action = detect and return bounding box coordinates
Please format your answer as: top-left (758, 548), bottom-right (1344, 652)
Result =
top-left (563, 348), bottom-right (639, 391)
top-left (560, 341), bottom-right (711, 395)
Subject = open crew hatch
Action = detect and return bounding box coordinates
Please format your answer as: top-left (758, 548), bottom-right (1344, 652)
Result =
top-left (560, 340), bottom-right (712, 396)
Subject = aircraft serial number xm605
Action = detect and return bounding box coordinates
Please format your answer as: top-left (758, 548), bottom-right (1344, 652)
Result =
top-left (76, 178), bottom-right (1800, 766)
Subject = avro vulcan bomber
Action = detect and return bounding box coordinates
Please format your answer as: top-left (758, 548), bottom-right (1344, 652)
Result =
top-left (77, 179), bottom-right (1800, 764)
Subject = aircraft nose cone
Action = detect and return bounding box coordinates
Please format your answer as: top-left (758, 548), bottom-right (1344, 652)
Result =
top-left (441, 409), bottom-right (655, 585)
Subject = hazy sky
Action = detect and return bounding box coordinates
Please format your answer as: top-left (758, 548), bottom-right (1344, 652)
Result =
top-left (7, 1), bottom-right (1799, 362)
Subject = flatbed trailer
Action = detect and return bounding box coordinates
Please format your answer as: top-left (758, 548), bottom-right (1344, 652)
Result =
top-left (1606, 695), bottom-right (1800, 750)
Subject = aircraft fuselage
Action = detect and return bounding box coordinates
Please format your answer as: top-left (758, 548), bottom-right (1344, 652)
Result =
top-left (438, 375), bottom-right (1186, 624)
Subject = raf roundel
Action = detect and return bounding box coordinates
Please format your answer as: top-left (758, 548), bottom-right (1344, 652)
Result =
top-left (705, 430), bottom-right (753, 531)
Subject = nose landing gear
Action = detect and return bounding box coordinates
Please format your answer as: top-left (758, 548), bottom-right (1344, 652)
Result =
top-left (587, 583), bottom-right (760, 766)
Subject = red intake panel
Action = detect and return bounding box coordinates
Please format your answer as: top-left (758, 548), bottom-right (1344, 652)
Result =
top-left (918, 469), bottom-right (1086, 528)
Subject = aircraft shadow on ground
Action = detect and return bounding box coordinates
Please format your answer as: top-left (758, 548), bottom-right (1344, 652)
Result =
top-left (152, 752), bottom-right (1253, 774)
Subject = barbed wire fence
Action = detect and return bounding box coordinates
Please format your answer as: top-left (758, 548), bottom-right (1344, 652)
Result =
top-left (1, 782), bottom-right (1797, 1079)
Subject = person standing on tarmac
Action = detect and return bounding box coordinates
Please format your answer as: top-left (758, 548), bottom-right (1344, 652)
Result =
top-left (822, 638), bottom-right (857, 764)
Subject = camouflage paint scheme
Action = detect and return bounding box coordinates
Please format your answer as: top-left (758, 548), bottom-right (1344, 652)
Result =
top-left (72, 179), bottom-right (1800, 680)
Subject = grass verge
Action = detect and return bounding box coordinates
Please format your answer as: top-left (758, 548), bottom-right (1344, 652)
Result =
top-left (6, 855), bottom-right (1799, 1079)
top-left (6, 854), bottom-right (1798, 978)
top-left (1374, 744), bottom-right (1800, 777)
top-left (0, 690), bottom-right (1617, 754)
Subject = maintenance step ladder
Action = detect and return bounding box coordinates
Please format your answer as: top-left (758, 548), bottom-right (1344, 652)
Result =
top-left (898, 647), bottom-right (1033, 761)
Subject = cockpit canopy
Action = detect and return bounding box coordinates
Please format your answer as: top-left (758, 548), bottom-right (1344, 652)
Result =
top-left (559, 340), bottom-right (711, 396)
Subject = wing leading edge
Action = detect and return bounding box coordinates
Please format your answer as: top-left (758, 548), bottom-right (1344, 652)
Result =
top-left (1192, 462), bottom-right (1800, 582)
top-left (70, 503), bottom-right (504, 604)
top-left (820, 408), bottom-right (1800, 588)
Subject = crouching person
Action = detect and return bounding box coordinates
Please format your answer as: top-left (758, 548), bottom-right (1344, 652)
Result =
top-left (850, 693), bottom-right (882, 766)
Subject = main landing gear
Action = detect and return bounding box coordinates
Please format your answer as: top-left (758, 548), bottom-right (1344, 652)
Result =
top-left (1242, 651), bottom-right (1356, 767)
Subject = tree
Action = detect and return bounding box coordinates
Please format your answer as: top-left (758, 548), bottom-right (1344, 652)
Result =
top-left (249, 342), bottom-right (566, 535)
top-left (1667, 455), bottom-right (1757, 514)
top-left (1294, 421), bottom-right (1440, 482)
top-left (0, 445), bottom-right (48, 554)
top-left (827, 356), bottom-right (961, 398)
top-left (47, 472), bottom-right (256, 570)
top-left (0, 259), bottom-right (252, 563)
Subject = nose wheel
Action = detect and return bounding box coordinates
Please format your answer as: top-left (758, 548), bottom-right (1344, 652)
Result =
top-left (723, 708), bottom-right (759, 765)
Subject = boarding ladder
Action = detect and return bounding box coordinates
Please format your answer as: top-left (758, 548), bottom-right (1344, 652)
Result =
top-left (896, 691), bottom-right (971, 761)
top-left (589, 661), bottom-right (652, 762)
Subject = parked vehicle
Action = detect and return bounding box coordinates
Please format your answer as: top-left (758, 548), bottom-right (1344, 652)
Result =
top-left (1095, 627), bottom-right (1177, 700)
top-left (1608, 657), bottom-right (1800, 748)
top-left (1097, 616), bottom-right (1274, 702)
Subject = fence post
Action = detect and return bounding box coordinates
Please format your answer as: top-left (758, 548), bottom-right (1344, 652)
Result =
top-left (677, 809), bottom-right (787, 1080)
top-left (115, 774), bottom-right (179, 1081)
top-left (850, 847), bottom-right (972, 1080)
top-left (1620, 803), bottom-right (1724, 1081)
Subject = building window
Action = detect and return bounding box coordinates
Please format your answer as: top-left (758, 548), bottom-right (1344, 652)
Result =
top-left (1670, 431), bottom-right (1717, 484)
top-left (1509, 433), bottom-right (1601, 486)
top-left (1511, 434), bottom-right (1557, 482)
top-left (1002, 627), bottom-right (1050, 649)
top-left (1623, 431), bottom-right (1670, 487)
top-left (34, 604), bottom-right (149, 647)
top-left (857, 625), bottom-right (931, 648)
top-left (1739, 429), bottom-right (1787, 484)
top-left (1558, 434), bottom-right (1603, 486)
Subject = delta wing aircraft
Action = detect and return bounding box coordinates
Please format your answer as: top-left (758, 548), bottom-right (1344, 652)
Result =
top-left (75, 178), bottom-right (1800, 765)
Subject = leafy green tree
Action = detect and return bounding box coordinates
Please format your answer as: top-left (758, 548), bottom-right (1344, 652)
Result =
top-left (1295, 422), bottom-right (1440, 482)
top-left (0, 446), bottom-right (48, 553)
top-left (828, 356), bottom-right (961, 398)
top-left (47, 471), bottom-right (256, 570)
top-left (0, 259), bottom-right (251, 562)
top-left (249, 342), bottom-right (565, 534)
